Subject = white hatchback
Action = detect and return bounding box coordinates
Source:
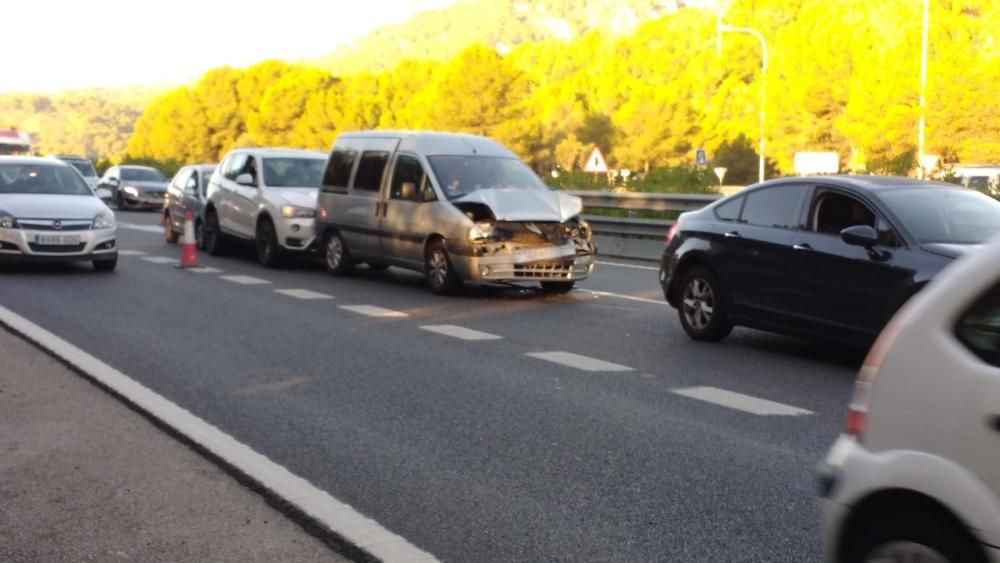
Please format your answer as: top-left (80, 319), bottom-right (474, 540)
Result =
top-left (819, 236), bottom-right (1000, 562)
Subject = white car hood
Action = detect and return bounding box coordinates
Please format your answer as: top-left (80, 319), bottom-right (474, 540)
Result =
top-left (0, 194), bottom-right (108, 219)
top-left (453, 189), bottom-right (583, 222)
top-left (270, 188), bottom-right (318, 209)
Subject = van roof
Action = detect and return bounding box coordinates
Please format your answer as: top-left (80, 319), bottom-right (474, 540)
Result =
top-left (337, 130), bottom-right (518, 158)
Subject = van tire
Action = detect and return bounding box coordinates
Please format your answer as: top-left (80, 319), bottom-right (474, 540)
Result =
top-left (324, 231), bottom-right (353, 275)
top-left (425, 240), bottom-right (461, 295)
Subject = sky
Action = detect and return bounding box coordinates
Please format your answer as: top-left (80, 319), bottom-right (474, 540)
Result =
top-left (3, 0), bottom-right (456, 93)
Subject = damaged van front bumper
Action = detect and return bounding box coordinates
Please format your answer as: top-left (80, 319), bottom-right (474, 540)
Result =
top-left (447, 239), bottom-right (597, 283)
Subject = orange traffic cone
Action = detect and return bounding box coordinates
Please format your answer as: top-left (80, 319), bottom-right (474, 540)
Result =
top-left (176, 211), bottom-right (201, 269)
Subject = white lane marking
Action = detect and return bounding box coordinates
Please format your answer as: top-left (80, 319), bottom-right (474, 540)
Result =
top-left (119, 223), bottom-right (163, 234)
top-left (596, 260), bottom-right (659, 271)
top-left (578, 289), bottom-right (668, 306)
top-left (0, 305), bottom-right (438, 563)
top-left (526, 351), bottom-right (634, 372)
top-left (671, 386), bottom-right (814, 416)
top-left (186, 267), bottom-right (223, 274)
top-left (276, 289), bottom-right (333, 300)
top-left (220, 275), bottom-right (270, 285)
top-left (141, 256), bottom-right (177, 264)
top-left (420, 325), bottom-right (502, 341)
top-left (117, 249), bottom-right (147, 256)
top-left (339, 305), bottom-right (408, 318)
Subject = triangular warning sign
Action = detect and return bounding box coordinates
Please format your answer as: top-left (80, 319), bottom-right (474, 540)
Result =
top-left (583, 147), bottom-right (608, 173)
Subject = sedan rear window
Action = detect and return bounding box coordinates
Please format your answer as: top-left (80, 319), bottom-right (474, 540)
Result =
top-left (880, 188), bottom-right (1000, 244)
top-left (713, 196), bottom-right (743, 221)
top-left (0, 163), bottom-right (92, 195)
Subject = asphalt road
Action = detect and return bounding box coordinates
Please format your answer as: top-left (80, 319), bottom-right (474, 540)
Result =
top-left (0, 211), bottom-right (860, 562)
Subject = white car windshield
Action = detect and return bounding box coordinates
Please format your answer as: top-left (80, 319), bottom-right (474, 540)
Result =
top-left (0, 163), bottom-right (93, 195)
top-left (427, 156), bottom-right (548, 200)
top-left (262, 158), bottom-right (325, 188)
top-left (881, 187), bottom-right (1000, 244)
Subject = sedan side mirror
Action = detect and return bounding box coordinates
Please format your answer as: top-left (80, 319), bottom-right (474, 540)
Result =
top-left (841, 224), bottom-right (879, 248)
top-left (235, 173), bottom-right (256, 187)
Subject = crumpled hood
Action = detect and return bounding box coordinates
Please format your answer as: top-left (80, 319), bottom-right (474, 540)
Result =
top-left (0, 194), bottom-right (108, 219)
top-left (269, 187), bottom-right (318, 209)
top-left (122, 180), bottom-right (168, 193)
top-left (453, 189), bottom-right (583, 222)
top-left (921, 242), bottom-right (982, 259)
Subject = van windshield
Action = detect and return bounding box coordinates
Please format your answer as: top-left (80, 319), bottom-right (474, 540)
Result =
top-left (427, 156), bottom-right (547, 200)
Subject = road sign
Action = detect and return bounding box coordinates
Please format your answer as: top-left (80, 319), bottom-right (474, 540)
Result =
top-left (794, 152), bottom-right (839, 175)
top-left (696, 148), bottom-right (707, 167)
top-left (584, 147), bottom-right (608, 174)
top-left (713, 167), bottom-right (728, 184)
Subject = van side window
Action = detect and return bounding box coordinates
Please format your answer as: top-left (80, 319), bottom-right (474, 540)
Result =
top-left (390, 154), bottom-right (430, 202)
top-left (352, 151), bottom-right (390, 194)
top-left (956, 282), bottom-right (1000, 368)
top-left (322, 149), bottom-right (357, 194)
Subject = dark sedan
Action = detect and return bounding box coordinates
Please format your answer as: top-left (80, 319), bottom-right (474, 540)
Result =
top-left (96, 165), bottom-right (168, 211)
top-left (659, 176), bottom-right (1000, 344)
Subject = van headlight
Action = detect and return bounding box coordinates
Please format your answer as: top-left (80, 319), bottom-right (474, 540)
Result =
top-left (467, 221), bottom-right (494, 241)
top-left (93, 211), bottom-right (116, 230)
top-left (281, 205), bottom-right (315, 219)
top-left (578, 218), bottom-right (592, 240)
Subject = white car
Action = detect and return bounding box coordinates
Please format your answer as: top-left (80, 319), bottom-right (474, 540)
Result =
top-left (818, 236), bottom-right (1000, 562)
top-left (0, 156), bottom-right (117, 271)
top-left (203, 148), bottom-right (327, 267)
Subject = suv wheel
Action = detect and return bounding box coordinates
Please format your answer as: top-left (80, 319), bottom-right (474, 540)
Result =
top-left (255, 218), bottom-right (283, 268)
top-left (426, 240), bottom-right (461, 295)
top-left (204, 210), bottom-right (225, 256)
top-left (324, 231), bottom-right (353, 275)
top-left (195, 219), bottom-right (206, 250)
top-left (677, 266), bottom-right (733, 342)
top-left (843, 511), bottom-right (987, 563)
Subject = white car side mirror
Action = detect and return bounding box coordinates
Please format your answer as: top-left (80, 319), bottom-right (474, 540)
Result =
top-left (235, 173), bottom-right (256, 187)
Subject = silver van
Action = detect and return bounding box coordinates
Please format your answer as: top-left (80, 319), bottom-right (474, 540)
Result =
top-left (316, 131), bottom-right (597, 294)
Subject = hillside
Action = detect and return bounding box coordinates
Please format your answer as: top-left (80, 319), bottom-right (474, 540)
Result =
top-left (315, 0), bottom-right (682, 74)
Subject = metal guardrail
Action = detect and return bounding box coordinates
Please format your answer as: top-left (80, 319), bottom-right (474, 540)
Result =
top-left (564, 191), bottom-right (721, 261)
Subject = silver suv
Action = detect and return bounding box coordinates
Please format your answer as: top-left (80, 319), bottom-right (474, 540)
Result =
top-left (203, 148), bottom-right (327, 267)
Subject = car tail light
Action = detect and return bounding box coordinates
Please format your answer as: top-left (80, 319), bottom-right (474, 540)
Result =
top-left (665, 219), bottom-right (683, 247)
top-left (846, 303), bottom-right (910, 440)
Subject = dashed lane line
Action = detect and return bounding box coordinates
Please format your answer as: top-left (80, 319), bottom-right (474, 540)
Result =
top-left (420, 325), bottom-right (502, 341)
top-left (595, 260), bottom-right (659, 271)
top-left (118, 223), bottom-right (163, 234)
top-left (220, 275), bottom-right (271, 286)
top-left (339, 305), bottom-right (408, 318)
top-left (0, 304), bottom-right (439, 562)
top-left (141, 256), bottom-right (177, 265)
top-left (526, 351), bottom-right (634, 372)
top-left (117, 249), bottom-right (147, 256)
top-left (185, 267), bottom-right (223, 274)
top-left (671, 386), bottom-right (814, 416)
top-left (275, 289), bottom-right (334, 300)
top-left (577, 289), bottom-right (668, 306)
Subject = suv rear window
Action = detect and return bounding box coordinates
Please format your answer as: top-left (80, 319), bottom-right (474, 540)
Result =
top-left (956, 281), bottom-right (1000, 367)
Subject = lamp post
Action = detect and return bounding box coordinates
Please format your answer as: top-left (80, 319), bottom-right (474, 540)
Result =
top-left (719, 24), bottom-right (768, 184)
top-left (917, 0), bottom-right (929, 178)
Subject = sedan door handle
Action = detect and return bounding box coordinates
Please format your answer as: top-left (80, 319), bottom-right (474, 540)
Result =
top-left (793, 243), bottom-right (813, 251)
top-left (724, 231), bottom-right (741, 239)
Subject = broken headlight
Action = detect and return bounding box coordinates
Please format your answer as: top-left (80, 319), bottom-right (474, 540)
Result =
top-left (467, 221), bottom-right (495, 242)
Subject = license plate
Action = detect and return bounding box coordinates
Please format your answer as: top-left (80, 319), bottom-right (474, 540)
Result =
top-left (33, 234), bottom-right (81, 246)
top-left (514, 245), bottom-right (576, 263)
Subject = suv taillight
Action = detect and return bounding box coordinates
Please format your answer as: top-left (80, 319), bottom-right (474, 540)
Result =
top-left (846, 303), bottom-right (909, 440)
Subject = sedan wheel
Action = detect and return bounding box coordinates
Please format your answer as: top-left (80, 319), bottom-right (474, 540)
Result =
top-left (865, 542), bottom-right (949, 563)
top-left (677, 266), bottom-right (732, 342)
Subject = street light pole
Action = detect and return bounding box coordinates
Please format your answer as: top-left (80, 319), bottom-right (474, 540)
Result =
top-left (918, 0), bottom-right (929, 178)
top-left (719, 24), bottom-right (768, 184)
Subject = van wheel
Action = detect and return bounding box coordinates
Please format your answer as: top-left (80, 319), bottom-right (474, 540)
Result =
top-left (255, 218), bottom-right (284, 268)
top-left (164, 213), bottom-right (179, 244)
top-left (324, 231), bottom-right (353, 275)
top-left (677, 266), bottom-right (732, 342)
top-left (843, 511), bottom-right (987, 563)
top-left (541, 281), bottom-right (575, 294)
top-left (204, 209), bottom-right (225, 256)
top-left (426, 241), bottom-right (461, 295)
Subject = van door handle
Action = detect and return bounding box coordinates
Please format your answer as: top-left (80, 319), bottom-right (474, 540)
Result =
top-left (793, 243), bottom-right (813, 251)
top-left (724, 231), bottom-right (741, 239)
